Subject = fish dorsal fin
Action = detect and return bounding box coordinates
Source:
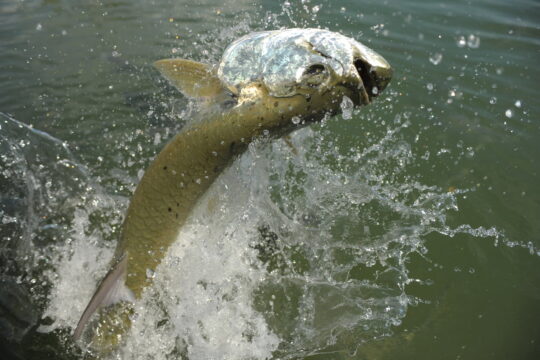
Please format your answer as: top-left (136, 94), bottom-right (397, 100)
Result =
top-left (154, 58), bottom-right (227, 98)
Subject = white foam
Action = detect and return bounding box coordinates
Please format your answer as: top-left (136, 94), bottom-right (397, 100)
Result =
top-left (38, 208), bottom-right (115, 334)
top-left (121, 146), bottom-right (280, 359)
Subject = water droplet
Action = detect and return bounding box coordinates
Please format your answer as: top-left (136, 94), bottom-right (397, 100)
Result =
top-left (489, 97), bottom-right (497, 105)
top-left (467, 34), bottom-right (480, 48)
top-left (514, 100), bottom-right (522, 108)
top-left (505, 109), bottom-right (513, 118)
top-left (36, 23), bottom-right (42, 31)
top-left (429, 53), bottom-right (443, 65)
top-left (153, 132), bottom-right (161, 145)
top-left (340, 96), bottom-right (354, 120)
top-left (372, 86), bottom-right (379, 95)
top-left (457, 36), bottom-right (466, 47)
top-left (291, 116), bottom-right (301, 125)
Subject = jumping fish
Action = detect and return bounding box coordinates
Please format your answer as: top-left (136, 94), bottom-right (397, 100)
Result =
top-left (73, 28), bottom-right (392, 350)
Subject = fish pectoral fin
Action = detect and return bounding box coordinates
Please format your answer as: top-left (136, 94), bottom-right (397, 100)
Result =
top-left (153, 58), bottom-right (228, 99)
top-left (73, 255), bottom-right (135, 340)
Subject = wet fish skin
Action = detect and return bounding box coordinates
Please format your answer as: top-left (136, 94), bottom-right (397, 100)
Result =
top-left (119, 83), bottom-right (361, 297)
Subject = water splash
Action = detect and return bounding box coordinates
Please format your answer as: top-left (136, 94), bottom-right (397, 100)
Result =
top-left (0, 112), bottom-right (125, 347)
top-left (0, 98), bottom-right (511, 359)
top-left (1, 2), bottom-right (534, 358)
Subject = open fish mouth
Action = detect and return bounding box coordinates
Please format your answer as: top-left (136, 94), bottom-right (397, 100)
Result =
top-left (344, 57), bottom-right (393, 106)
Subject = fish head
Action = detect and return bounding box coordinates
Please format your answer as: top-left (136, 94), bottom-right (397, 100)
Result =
top-left (218, 28), bottom-right (392, 111)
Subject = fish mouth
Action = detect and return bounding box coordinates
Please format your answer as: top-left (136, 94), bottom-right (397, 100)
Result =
top-left (345, 58), bottom-right (393, 106)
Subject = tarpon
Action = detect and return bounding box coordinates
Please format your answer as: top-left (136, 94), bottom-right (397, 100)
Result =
top-left (73, 28), bottom-right (392, 350)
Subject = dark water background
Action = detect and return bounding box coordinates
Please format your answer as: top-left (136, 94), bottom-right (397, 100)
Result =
top-left (1, 0), bottom-right (539, 359)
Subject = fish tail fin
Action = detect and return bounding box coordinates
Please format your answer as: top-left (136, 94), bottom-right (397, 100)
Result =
top-left (73, 255), bottom-right (135, 340)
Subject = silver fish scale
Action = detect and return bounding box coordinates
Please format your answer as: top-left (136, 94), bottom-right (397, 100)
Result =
top-left (217, 28), bottom-right (360, 97)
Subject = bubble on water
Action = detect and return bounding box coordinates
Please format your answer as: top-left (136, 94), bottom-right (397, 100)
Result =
top-left (467, 34), bottom-right (480, 48)
top-left (145, 269), bottom-right (155, 279)
top-left (35, 23), bottom-right (42, 31)
top-left (514, 100), bottom-right (522, 108)
top-left (456, 36), bottom-right (466, 47)
top-left (429, 53), bottom-right (443, 65)
top-left (505, 109), bottom-right (513, 118)
top-left (312, 5), bottom-right (320, 13)
top-left (61, 30), bottom-right (67, 36)
top-left (496, 68), bottom-right (503, 75)
top-left (340, 96), bottom-right (354, 120)
top-left (426, 83), bottom-right (434, 91)
top-left (489, 97), bottom-right (497, 105)
top-left (291, 116), bottom-right (301, 125)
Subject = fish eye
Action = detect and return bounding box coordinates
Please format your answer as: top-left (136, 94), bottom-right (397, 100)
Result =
top-left (304, 64), bottom-right (326, 75)
top-left (301, 64), bottom-right (329, 87)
